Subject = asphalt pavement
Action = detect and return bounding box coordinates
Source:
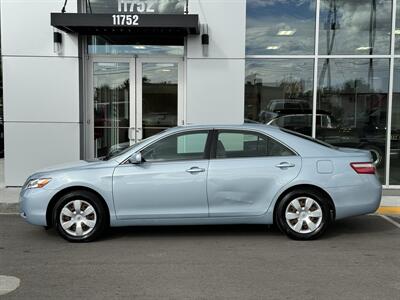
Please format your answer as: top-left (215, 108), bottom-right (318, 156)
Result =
top-left (0, 214), bottom-right (400, 299)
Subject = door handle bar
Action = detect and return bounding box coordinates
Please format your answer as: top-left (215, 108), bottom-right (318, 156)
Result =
top-left (275, 162), bottom-right (295, 169)
top-left (186, 167), bottom-right (205, 173)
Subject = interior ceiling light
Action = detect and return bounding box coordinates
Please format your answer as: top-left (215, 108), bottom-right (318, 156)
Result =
top-left (133, 46), bottom-right (146, 49)
top-left (266, 46), bottom-right (280, 50)
top-left (277, 29), bottom-right (296, 36)
top-left (161, 69), bottom-right (171, 72)
top-left (395, 29), bottom-right (400, 35)
top-left (356, 46), bottom-right (371, 51)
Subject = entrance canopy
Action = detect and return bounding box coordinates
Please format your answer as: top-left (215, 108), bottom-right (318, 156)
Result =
top-left (51, 13), bottom-right (200, 45)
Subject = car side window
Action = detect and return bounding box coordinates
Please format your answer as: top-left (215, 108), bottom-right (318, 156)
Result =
top-left (142, 131), bottom-right (209, 162)
top-left (216, 131), bottom-right (295, 159)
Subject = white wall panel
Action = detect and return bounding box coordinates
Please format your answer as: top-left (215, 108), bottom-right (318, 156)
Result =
top-left (3, 56), bottom-right (80, 123)
top-left (4, 122), bottom-right (80, 186)
top-left (1, 0), bottom-right (78, 57)
top-left (187, 0), bottom-right (246, 59)
top-left (186, 58), bottom-right (245, 124)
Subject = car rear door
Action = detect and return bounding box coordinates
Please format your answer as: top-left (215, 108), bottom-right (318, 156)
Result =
top-left (112, 130), bottom-right (211, 219)
top-left (207, 129), bottom-right (301, 217)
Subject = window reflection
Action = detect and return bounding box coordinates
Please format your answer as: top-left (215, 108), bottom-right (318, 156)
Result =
top-left (319, 0), bottom-right (392, 55)
top-left (390, 60), bottom-right (400, 184)
top-left (246, 0), bottom-right (316, 55)
top-left (93, 62), bottom-right (130, 158)
top-left (245, 59), bottom-right (314, 135)
top-left (88, 0), bottom-right (185, 14)
top-left (142, 63), bottom-right (178, 139)
top-left (88, 36), bottom-right (184, 56)
top-left (317, 59), bottom-right (389, 182)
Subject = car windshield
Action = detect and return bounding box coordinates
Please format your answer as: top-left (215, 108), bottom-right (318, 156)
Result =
top-left (280, 128), bottom-right (338, 149)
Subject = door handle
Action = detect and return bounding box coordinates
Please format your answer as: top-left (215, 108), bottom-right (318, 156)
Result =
top-left (275, 162), bottom-right (295, 169)
top-left (186, 167), bottom-right (205, 174)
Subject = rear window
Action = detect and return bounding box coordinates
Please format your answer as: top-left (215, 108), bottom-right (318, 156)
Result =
top-left (280, 128), bottom-right (337, 149)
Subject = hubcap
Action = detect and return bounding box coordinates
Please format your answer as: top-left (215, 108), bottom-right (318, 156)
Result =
top-left (59, 200), bottom-right (97, 237)
top-left (285, 197), bottom-right (323, 234)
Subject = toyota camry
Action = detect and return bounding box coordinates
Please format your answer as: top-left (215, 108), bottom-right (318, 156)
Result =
top-left (20, 124), bottom-right (382, 242)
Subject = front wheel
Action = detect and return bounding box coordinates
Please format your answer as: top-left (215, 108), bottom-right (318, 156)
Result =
top-left (53, 191), bottom-right (108, 242)
top-left (276, 189), bottom-right (331, 240)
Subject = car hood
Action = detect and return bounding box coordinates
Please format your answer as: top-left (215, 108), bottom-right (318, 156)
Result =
top-left (32, 159), bottom-right (117, 176)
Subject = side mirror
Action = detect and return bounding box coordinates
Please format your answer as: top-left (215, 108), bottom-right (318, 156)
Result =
top-left (128, 152), bottom-right (142, 164)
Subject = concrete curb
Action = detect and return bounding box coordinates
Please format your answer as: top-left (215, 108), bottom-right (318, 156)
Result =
top-left (0, 203), bottom-right (19, 214)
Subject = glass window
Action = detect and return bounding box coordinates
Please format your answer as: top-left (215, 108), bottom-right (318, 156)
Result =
top-left (142, 131), bottom-right (209, 162)
top-left (87, 0), bottom-right (185, 14)
top-left (216, 131), bottom-right (295, 159)
top-left (245, 59), bottom-right (314, 135)
top-left (319, 0), bottom-right (392, 55)
top-left (389, 60), bottom-right (400, 184)
top-left (317, 58), bottom-right (389, 183)
top-left (246, 0), bottom-right (316, 55)
top-left (395, 0), bottom-right (400, 53)
top-left (88, 36), bottom-right (184, 56)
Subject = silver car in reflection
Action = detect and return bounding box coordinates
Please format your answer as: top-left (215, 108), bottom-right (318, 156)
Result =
top-left (20, 124), bottom-right (381, 242)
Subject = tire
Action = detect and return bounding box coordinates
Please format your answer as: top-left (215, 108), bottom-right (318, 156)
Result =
top-left (276, 189), bottom-right (331, 240)
top-left (52, 190), bottom-right (108, 242)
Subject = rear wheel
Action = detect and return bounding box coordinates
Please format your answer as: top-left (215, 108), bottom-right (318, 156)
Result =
top-left (276, 189), bottom-right (331, 240)
top-left (53, 191), bottom-right (107, 242)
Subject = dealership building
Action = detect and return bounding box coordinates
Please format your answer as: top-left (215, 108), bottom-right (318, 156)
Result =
top-left (1, 0), bottom-right (400, 188)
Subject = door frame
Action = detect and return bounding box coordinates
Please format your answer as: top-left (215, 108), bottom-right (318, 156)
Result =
top-left (86, 56), bottom-right (185, 159)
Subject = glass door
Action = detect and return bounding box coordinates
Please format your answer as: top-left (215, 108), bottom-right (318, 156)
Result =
top-left (134, 58), bottom-right (184, 143)
top-left (89, 57), bottom-right (183, 159)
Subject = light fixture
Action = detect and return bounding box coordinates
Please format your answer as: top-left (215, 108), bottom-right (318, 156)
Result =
top-left (133, 45), bottom-right (146, 49)
top-left (395, 29), bottom-right (400, 35)
top-left (266, 46), bottom-right (280, 50)
top-left (53, 31), bottom-right (62, 54)
top-left (201, 24), bottom-right (209, 57)
top-left (161, 69), bottom-right (171, 72)
top-left (356, 46), bottom-right (371, 51)
top-left (277, 29), bottom-right (296, 36)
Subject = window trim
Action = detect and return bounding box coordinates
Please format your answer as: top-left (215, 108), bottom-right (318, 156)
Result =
top-left (136, 129), bottom-right (213, 164)
top-left (210, 129), bottom-right (298, 160)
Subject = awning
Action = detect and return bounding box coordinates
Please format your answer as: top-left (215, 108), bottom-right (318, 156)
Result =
top-left (51, 13), bottom-right (200, 45)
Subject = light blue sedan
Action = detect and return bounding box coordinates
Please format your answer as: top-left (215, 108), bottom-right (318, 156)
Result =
top-left (20, 124), bottom-right (382, 242)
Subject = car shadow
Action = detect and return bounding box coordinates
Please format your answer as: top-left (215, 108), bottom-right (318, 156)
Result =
top-left (99, 215), bottom-right (397, 242)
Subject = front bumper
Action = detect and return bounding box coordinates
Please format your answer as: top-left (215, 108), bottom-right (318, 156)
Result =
top-left (19, 188), bottom-right (58, 226)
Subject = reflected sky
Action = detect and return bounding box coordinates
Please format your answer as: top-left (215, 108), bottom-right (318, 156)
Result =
top-left (245, 59), bottom-right (314, 91)
top-left (142, 63), bottom-right (178, 84)
top-left (246, 0), bottom-right (316, 55)
top-left (319, 0), bottom-right (392, 55)
top-left (318, 59), bottom-right (390, 92)
top-left (89, 0), bottom-right (185, 14)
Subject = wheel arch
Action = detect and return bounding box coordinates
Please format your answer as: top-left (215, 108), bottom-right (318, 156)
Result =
top-left (272, 184), bottom-right (336, 223)
top-left (46, 186), bottom-right (111, 228)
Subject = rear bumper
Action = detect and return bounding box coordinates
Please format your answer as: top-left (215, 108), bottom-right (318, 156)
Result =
top-left (327, 176), bottom-right (382, 220)
top-left (19, 188), bottom-right (58, 226)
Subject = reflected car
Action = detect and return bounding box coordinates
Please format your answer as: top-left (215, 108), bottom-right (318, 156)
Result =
top-left (266, 110), bottom-right (395, 167)
top-left (20, 124), bottom-right (381, 242)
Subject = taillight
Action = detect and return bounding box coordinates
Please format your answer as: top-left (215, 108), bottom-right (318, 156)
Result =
top-left (350, 162), bottom-right (376, 174)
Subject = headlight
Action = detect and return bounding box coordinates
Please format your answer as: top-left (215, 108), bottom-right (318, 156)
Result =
top-left (26, 178), bottom-right (51, 189)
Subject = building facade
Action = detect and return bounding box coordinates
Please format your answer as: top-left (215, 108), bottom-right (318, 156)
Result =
top-left (1, 0), bottom-right (400, 188)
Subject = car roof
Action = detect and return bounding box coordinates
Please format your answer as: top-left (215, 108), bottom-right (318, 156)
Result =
top-left (167, 123), bottom-right (281, 133)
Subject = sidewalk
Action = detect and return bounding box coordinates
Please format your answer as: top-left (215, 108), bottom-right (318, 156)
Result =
top-left (0, 158), bottom-right (399, 214)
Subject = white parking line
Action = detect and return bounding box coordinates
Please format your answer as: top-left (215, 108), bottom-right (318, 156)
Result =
top-left (0, 275), bottom-right (20, 296)
top-left (379, 215), bottom-right (400, 229)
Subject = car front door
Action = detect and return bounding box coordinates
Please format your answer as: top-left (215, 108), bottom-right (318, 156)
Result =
top-left (207, 130), bottom-right (301, 217)
top-left (113, 130), bottom-right (211, 219)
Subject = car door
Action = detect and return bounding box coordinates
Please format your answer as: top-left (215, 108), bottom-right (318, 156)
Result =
top-left (207, 129), bottom-right (301, 217)
top-left (113, 130), bottom-right (211, 219)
